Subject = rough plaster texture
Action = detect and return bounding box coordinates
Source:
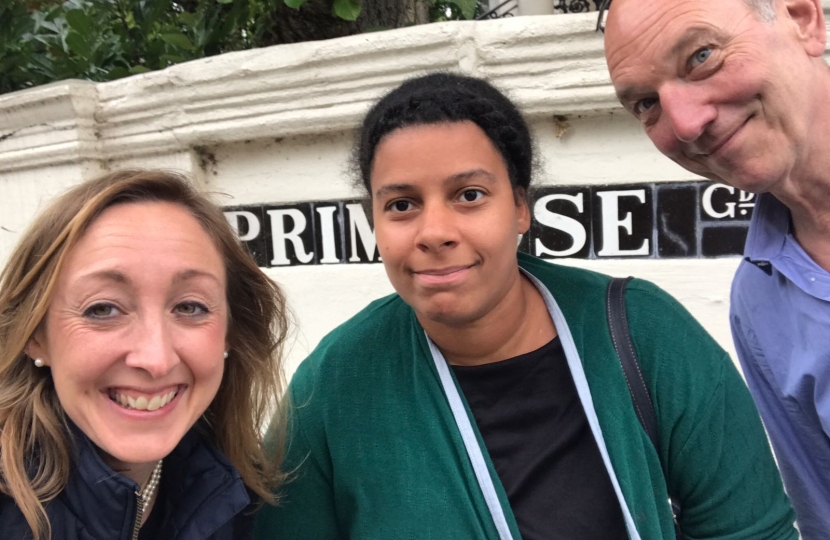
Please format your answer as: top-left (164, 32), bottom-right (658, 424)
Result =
top-left (3, 12), bottom-right (826, 376)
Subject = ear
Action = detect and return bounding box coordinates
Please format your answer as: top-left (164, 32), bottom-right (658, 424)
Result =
top-left (25, 331), bottom-right (50, 367)
top-left (515, 189), bottom-right (531, 235)
top-left (782, 0), bottom-right (826, 57)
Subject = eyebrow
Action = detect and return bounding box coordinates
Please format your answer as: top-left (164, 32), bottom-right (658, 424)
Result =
top-left (669, 26), bottom-right (723, 58)
top-left (373, 168), bottom-right (498, 199)
top-left (77, 269), bottom-right (130, 285)
top-left (617, 86), bottom-right (651, 107)
top-left (76, 268), bottom-right (222, 287)
top-left (172, 269), bottom-right (223, 286)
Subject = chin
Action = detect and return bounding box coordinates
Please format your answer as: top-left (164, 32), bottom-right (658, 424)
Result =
top-left (723, 169), bottom-right (783, 194)
top-left (97, 433), bottom-right (181, 466)
top-left (418, 303), bottom-right (485, 329)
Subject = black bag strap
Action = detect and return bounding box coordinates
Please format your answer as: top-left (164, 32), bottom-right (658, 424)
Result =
top-left (606, 277), bottom-right (660, 447)
top-left (606, 277), bottom-right (682, 538)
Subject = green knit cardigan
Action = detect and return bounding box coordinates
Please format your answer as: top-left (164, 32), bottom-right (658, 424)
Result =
top-left (255, 253), bottom-right (796, 540)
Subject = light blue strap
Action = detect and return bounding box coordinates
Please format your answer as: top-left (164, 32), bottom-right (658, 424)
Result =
top-left (521, 270), bottom-right (641, 540)
top-left (426, 336), bottom-right (514, 540)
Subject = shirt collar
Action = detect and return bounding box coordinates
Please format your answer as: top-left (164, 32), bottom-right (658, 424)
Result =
top-left (743, 192), bottom-right (790, 263)
top-left (743, 192), bottom-right (830, 300)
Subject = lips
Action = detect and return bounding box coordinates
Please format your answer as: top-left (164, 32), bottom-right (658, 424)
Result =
top-left (412, 264), bottom-right (476, 286)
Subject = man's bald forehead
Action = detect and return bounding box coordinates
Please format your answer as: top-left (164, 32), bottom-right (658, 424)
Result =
top-left (599, 0), bottom-right (775, 30)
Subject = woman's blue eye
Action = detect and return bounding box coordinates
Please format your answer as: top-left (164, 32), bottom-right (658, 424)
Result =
top-left (691, 47), bottom-right (711, 67)
top-left (460, 189), bottom-right (483, 202)
top-left (83, 303), bottom-right (119, 319)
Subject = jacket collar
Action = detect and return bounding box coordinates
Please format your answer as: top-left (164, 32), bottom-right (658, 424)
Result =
top-left (59, 421), bottom-right (250, 539)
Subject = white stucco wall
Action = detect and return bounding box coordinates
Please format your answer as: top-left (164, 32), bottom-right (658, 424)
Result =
top-left (2, 12), bottom-right (820, 378)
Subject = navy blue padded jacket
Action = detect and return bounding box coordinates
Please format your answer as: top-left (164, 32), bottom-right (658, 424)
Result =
top-left (0, 424), bottom-right (256, 540)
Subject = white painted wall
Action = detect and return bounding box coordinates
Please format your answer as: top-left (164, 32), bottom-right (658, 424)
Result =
top-left (2, 12), bottom-right (820, 377)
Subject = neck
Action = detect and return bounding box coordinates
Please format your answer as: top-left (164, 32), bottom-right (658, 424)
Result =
top-left (98, 451), bottom-right (163, 527)
top-left (771, 157), bottom-right (830, 272)
top-left (419, 270), bottom-right (556, 366)
top-left (787, 200), bottom-right (830, 272)
top-left (100, 454), bottom-right (159, 489)
top-left (769, 84), bottom-right (830, 271)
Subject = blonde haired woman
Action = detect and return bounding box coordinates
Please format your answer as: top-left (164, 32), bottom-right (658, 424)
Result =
top-left (0, 170), bottom-right (289, 540)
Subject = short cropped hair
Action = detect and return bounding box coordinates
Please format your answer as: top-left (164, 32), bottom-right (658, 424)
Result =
top-left (354, 72), bottom-right (534, 201)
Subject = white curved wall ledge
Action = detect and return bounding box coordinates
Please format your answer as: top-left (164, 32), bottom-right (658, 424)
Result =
top-left (4, 10), bottom-right (830, 172)
top-left (0, 13), bottom-right (611, 171)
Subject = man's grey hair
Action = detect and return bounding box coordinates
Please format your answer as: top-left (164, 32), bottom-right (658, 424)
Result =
top-left (745, 0), bottom-right (777, 21)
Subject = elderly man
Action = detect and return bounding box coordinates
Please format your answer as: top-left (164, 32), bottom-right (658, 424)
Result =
top-left (604, 0), bottom-right (830, 535)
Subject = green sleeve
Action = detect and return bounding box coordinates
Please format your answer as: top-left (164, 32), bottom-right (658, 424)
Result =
top-left (628, 283), bottom-right (797, 540)
top-left (671, 353), bottom-right (797, 539)
top-left (254, 379), bottom-right (343, 540)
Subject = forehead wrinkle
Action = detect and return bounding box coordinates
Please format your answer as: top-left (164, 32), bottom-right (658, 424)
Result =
top-left (669, 26), bottom-right (727, 57)
top-left (607, 0), bottom-right (714, 70)
top-left (606, 0), bottom-right (668, 61)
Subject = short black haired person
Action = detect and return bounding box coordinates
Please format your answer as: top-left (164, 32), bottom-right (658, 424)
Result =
top-left (256, 73), bottom-right (796, 539)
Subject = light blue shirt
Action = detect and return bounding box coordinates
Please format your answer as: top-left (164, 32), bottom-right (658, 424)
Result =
top-left (730, 193), bottom-right (830, 539)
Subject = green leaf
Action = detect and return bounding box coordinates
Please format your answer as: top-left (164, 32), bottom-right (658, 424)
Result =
top-left (332, 0), bottom-right (360, 21)
top-left (445, 0), bottom-right (477, 19)
top-left (64, 9), bottom-right (93, 35)
top-left (160, 32), bottom-right (195, 51)
top-left (107, 66), bottom-right (129, 80)
top-left (65, 31), bottom-right (91, 59)
top-left (129, 65), bottom-right (152, 74)
top-left (283, 0), bottom-right (309, 10)
top-left (178, 12), bottom-right (197, 26)
top-left (27, 54), bottom-right (56, 76)
top-left (217, 0), bottom-right (234, 3)
top-left (160, 54), bottom-right (186, 65)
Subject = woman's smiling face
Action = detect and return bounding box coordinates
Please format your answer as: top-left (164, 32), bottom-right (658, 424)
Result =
top-left (28, 201), bottom-right (228, 470)
top-left (371, 121), bottom-right (530, 328)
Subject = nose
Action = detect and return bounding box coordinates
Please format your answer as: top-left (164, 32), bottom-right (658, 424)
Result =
top-left (125, 313), bottom-right (180, 378)
top-left (659, 82), bottom-right (717, 144)
top-left (414, 201), bottom-right (459, 252)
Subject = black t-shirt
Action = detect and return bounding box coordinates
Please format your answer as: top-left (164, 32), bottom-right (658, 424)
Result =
top-left (452, 337), bottom-right (628, 540)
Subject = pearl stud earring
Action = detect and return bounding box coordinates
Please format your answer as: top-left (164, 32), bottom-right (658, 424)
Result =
top-left (34, 358), bottom-right (44, 368)
top-left (223, 351), bottom-right (229, 359)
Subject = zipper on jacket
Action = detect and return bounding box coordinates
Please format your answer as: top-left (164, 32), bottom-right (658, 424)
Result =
top-left (130, 492), bottom-right (144, 540)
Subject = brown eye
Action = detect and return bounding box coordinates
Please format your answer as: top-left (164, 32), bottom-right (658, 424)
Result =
top-left (388, 200), bottom-right (413, 212)
top-left (176, 302), bottom-right (208, 316)
top-left (83, 303), bottom-right (119, 319)
top-left (460, 189), bottom-right (484, 202)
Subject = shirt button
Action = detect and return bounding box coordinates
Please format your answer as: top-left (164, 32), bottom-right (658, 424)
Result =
top-left (810, 277), bottom-right (816, 282)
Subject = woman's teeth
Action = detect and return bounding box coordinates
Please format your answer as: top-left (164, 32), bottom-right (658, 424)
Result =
top-left (110, 390), bottom-right (178, 411)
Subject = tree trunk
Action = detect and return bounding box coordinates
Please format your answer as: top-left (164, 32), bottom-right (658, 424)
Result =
top-left (257, 0), bottom-right (432, 46)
